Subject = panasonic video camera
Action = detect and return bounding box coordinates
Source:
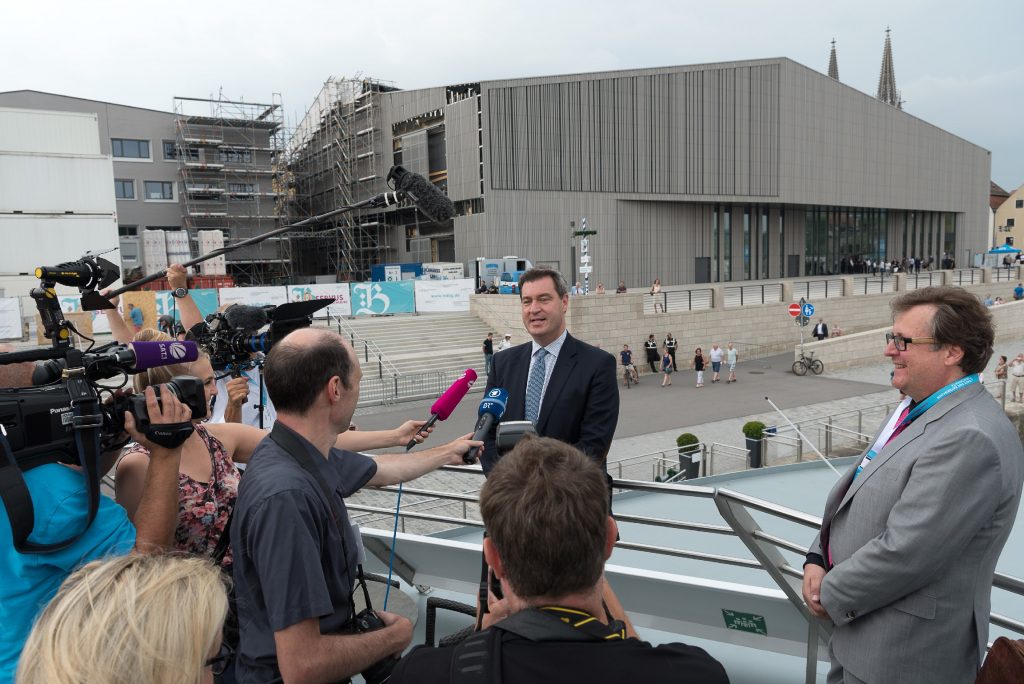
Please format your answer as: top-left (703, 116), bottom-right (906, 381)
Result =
top-left (0, 253), bottom-right (207, 554)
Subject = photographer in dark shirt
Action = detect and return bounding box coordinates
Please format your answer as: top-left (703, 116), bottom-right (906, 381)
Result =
top-left (390, 437), bottom-right (729, 684)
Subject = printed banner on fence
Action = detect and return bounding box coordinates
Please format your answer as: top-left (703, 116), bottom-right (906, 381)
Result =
top-left (287, 284), bottom-right (352, 318)
top-left (414, 278), bottom-right (474, 312)
top-left (0, 298), bottom-right (22, 339)
top-left (155, 289), bottom-right (220, 321)
top-left (350, 281), bottom-right (415, 316)
top-left (217, 286), bottom-right (289, 308)
top-left (59, 294), bottom-right (112, 335)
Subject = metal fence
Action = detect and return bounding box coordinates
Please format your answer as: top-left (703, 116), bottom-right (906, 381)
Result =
top-left (904, 271), bottom-right (944, 291)
top-left (357, 367), bottom-right (486, 407)
top-left (991, 266), bottom-right (1020, 283)
top-left (791, 279), bottom-right (844, 301)
top-left (643, 288), bottom-right (715, 314)
top-left (850, 274), bottom-right (897, 296)
top-left (951, 268), bottom-right (983, 286)
top-left (722, 284), bottom-right (783, 307)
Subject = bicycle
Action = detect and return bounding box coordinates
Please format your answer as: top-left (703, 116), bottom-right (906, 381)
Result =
top-left (623, 363), bottom-right (640, 388)
top-left (792, 347), bottom-right (824, 376)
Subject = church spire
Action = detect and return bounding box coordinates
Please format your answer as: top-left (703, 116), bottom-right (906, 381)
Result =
top-left (876, 28), bottom-right (903, 109)
top-left (827, 39), bottom-right (840, 81)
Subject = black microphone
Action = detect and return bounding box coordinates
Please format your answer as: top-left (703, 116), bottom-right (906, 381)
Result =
top-left (387, 166), bottom-right (455, 223)
top-left (466, 388), bottom-right (508, 464)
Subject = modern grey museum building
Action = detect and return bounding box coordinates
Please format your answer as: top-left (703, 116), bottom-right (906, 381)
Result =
top-left (292, 57), bottom-right (993, 285)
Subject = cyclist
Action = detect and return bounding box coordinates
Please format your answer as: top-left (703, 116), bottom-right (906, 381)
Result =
top-left (620, 344), bottom-right (639, 386)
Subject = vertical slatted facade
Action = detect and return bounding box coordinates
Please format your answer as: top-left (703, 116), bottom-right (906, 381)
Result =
top-left (487, 65), bottom-right (780, 197)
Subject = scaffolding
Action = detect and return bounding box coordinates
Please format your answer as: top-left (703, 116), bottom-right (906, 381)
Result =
top-left (287, 77), bottom-right (399, 281)
top-left (173, 94), bottom-right (288, 285)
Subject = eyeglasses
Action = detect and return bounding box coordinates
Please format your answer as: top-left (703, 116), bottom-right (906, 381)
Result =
top-left (205, 640), bottom-right (235, 676)
top-left (885, 333), bottom-right (939, 351)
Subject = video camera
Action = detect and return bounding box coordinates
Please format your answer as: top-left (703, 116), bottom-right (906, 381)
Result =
top-left (188, 298), bottom-right (332, 372)
top-left (0, 253), bottom-right (208, 554)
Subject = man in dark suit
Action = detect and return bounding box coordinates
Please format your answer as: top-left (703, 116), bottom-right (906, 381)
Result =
top-left (813, 319), bottom-right (829, 341)
top-left (482, 268), bottom-right (619, 478)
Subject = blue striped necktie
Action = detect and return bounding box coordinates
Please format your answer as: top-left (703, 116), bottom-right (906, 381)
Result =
top-left (525, 349), bottom-right (549, 424)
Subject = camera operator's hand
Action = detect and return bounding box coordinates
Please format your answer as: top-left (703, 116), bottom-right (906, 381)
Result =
top-left (166, 263), bottom-right (188, 290)
top-left (393, 419), bottom-right (433, 447)
top-left (123, 386), bottom-right (194, 457)
top-left (222, 376), bottom-right (249, 423)
top-left (481, 592), bottom-right (512, 630)
top-left (375, 610), bottom-right (413, 658)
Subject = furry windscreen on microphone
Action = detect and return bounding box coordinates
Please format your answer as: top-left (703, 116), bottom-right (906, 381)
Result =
top-left (224, 304), bottom-right (269, 333)
top-left (388, 166), bottom-right (455, 223)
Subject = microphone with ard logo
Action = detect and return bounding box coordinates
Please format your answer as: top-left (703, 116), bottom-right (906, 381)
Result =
top-left (465, 388), bottom-right (508, 464)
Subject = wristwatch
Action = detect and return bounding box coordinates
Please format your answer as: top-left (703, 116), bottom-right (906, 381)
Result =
top-left (171, 287), bottom-right (189, 299)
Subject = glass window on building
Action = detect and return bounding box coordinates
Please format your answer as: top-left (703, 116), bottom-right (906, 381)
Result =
top-left (227, 182), bottom-right (257, 194)
top-left (760, 211), bottom-right (769, 279)
top-left (711, 208), bottom-right (718, 282)
top-left (163, 141), bottom-right (199, 161)
top-left (722, 206), bottom-right (732, 281)
top-left (114, 179), bottom-right (135, 200)
top-left (1016, 199), bottom-right (1023, 209)
top-left (112, 138), bottom-right (150, 159)
top-left (143, 181), bottom-right (173, 200)
top-left (118, 225), bottom-right (138, 237)
top-left (742, 207), bottom-right (751, 280)
top-left (219, 148), bottom-right (253, 164)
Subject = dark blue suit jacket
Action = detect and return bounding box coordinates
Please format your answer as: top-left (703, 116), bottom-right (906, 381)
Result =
top-left (481, 333), bottom-right (619, 474)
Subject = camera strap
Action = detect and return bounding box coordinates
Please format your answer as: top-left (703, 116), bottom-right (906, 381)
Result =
top-left (450, 607), bottom-right (626, 684)
top-left (268, 423), bottom-right (372, 621)
top-left (0, 350), bottom-right (105, 553)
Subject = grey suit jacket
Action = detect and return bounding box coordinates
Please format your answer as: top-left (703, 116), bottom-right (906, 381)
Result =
top-left (809, 382), bottom-right (1023, 683)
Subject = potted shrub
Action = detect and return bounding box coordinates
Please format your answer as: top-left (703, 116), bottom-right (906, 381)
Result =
top-left (742, 421), bottom-right (766, 468)
top-left (676, 432), bottom-right (701, 479)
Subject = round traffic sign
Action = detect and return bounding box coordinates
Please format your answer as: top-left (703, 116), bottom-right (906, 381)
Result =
top-left (802, 303), bottom-right (815, 317)
top-left (788, 303), bottom-right (801, 317)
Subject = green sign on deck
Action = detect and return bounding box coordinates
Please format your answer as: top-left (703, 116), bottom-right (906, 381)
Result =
top-left (722, 609), bottom-right (767, 636)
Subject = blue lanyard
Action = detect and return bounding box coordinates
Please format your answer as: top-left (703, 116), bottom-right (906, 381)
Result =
top-left (854, 374), bottom-right (979, 480)
top-left (899, 374), bottom-right (979, 428)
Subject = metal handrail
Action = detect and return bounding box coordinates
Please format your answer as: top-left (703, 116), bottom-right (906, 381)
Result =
top-left (360, 467), bottom-right (1024, 682)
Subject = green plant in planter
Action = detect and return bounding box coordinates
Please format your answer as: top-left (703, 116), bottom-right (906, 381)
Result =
top-left (742, 421), bottom-right (766, 441)
top-left (676, 433), bottom-right (700, 452)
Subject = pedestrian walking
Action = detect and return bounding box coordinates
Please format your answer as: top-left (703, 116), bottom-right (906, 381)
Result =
top-left (995, 355), bottom-right (1008, 381)
top-left (1010, 354), bottom-right (1024, 402)
top-left (709, 343), bottom-right (725, 383)
top-left (650, 278), bottom-right (663, 313)
top-left (482, 332), bottom-right (494, 376)
top-left (726, 342), bottom-right (738, 383)
top-left (692, 347), bottom-right (706, 388)
top-left (644, 334), bottom-right (659, 373)
top-left (661, 347), bottom-right (674, 387)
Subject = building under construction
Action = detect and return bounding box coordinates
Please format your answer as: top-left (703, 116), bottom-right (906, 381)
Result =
top-left (173, 95), bottom-right (288, 284)
top-left (288, 77), bottom-right (458, 281)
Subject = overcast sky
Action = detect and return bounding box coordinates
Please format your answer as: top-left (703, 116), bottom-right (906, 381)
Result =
top-left (5, 0), bottom-right (1020, 190)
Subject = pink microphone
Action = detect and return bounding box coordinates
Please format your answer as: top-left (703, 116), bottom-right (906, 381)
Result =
top-left (406, 368), bottom-right (477, 450)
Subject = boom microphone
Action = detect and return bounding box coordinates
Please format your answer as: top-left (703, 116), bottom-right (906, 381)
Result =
top-left (466, 388), bottom-right (508, 464)
top-left (387, 165), bottom-right (455, 223)
top-left (405, 368), bottom-right (477, 450)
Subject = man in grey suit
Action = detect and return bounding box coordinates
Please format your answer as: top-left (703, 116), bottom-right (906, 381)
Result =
top-left (802, 286), bottom-right (1024, 683)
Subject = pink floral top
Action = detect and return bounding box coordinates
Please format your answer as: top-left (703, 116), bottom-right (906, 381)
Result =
top-left (121, 423), bottom-right (240, 567)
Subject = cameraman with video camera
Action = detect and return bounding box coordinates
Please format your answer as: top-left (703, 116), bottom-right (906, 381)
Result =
top-left (0, 365), bottom-right (194, 684)
top-left (231, 328), bottom-right (482, 683)
top-left (391, 437), bottom-right (728, 684)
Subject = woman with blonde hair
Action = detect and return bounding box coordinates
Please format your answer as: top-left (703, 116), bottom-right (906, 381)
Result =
top-left (17, 554), bottom-right (229, 684)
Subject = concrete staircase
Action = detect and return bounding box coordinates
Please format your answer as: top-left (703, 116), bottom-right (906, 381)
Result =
top-left (337, 312), bottom-right (497, 378)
